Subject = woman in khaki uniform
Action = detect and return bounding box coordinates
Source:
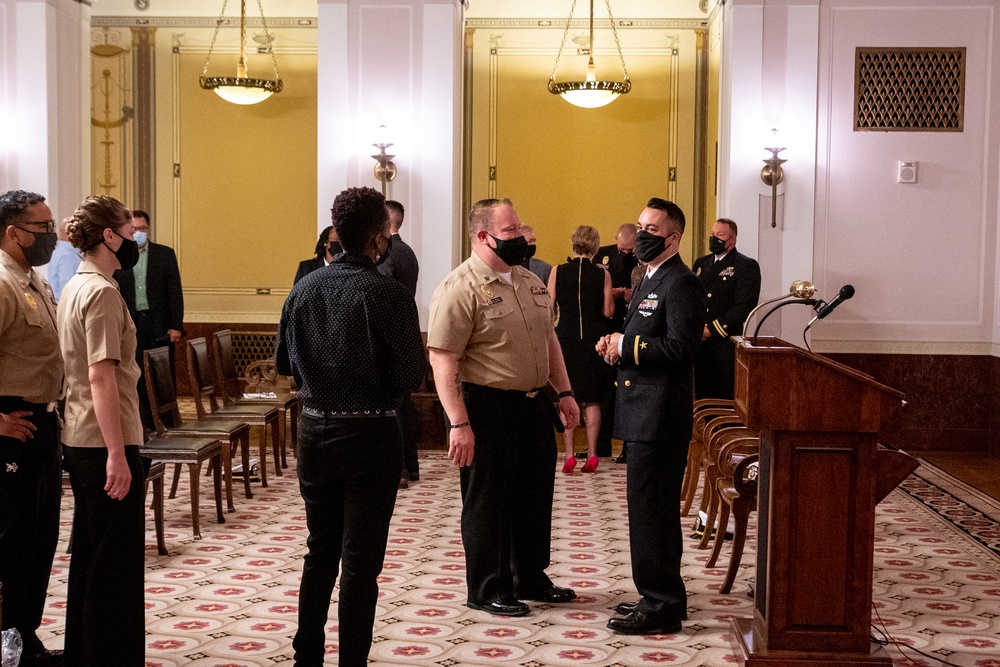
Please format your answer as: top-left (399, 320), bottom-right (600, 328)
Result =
top-left (57, 195), bottom-right (145, 666)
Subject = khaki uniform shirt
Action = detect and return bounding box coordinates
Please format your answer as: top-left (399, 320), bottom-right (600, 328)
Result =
top-left (0, 249), bottom-right (63, 403)
top-left (57, 261), bottom-right (143, 448)
top-left (428, 250), bottom-right (553, 392)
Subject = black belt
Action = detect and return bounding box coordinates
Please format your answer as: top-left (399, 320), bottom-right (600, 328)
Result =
top-left (302, 406), bottom-right (396, 419)
top-left (0, 396), bottom-right (59, 412)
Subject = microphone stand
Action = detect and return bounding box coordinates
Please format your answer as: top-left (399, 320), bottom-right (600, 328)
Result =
top-left (751, 299), bottom-right (818, 344)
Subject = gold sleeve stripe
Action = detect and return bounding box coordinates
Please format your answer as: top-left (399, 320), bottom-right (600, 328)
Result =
top-left (713, 319), bottom-right (728, 337)
top-left (634, 335), bottom-right (641, 365)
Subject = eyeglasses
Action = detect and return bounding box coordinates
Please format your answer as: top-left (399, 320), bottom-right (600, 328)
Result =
top-left (16, 220), bottom-right (56, 234)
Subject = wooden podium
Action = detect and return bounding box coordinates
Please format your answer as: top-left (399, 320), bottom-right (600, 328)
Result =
top-left (729, 337), bottom-right (917, 667)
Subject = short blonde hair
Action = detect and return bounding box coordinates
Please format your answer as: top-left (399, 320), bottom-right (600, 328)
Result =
top-left (468, 198), bottom-right (513, 238)
top-left (571, 225), bottom-right (600, 256)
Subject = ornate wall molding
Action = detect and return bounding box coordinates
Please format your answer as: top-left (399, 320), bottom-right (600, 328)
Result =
top-left (466, 18), bottom-right (707, 30)
top-left (92, 17), bottom-right (317, 28)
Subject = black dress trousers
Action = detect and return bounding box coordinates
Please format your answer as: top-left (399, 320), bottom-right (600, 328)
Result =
top-left (0, 399), bottom-right (61, 646)
top-left (292, 413), bottom-right (401, 667)
top-left (459, 384), bottom-right (558, 605)
top-left (625, 437), bottom-right (690, 620)
top-left (62, 444), bottom-right (146, 667)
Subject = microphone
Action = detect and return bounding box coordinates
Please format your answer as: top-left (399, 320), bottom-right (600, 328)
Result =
top-left (742, 280), bottom-right (816, 338)
top-left (814, 285), bottom-right (855, 320)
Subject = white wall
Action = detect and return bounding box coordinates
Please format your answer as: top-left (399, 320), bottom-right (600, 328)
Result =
top-left (0, 0), bottom-right (90, 228)
top-left (721, 0), bottom-right (1000, 354)
top-left (813, 1), bottom-right (999, 354)
top-left (317, 0), bottom-right (462, 328)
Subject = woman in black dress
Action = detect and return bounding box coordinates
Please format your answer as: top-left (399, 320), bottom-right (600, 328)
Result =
top-left (547, 225), bottom-right (614, 473)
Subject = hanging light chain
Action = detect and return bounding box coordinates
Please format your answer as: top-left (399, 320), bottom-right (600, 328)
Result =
top-left (257, 0), bottom-right (282, 82)
top-left (548, 0), bottom-right (579, 85)
top-left (201, 0), bottom-right (230, 78)
top-left (604, 0), bottom-right (629, 82)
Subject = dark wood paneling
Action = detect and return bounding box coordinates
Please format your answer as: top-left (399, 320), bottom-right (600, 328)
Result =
top-left (826, 353), bottom-right (993, 453)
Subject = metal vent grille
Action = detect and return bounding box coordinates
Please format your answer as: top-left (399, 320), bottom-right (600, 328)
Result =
top-left (854, 47), bottom-right (965, 132)
top-left (231, 331), bottom-right (277, 376)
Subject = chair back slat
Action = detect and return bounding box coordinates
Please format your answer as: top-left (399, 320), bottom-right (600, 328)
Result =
top-left (212, 329), bottom-right (239, 407)
top-left (144, 347), bottom-right (185, 435)
top-left (186, 338), bottom-right (221, 418)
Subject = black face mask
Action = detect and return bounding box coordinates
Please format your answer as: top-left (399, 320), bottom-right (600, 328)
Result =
top-left (326, 241), bottom-right (342, 258)
top-left (523, 243), bottom-right (537, 261)
top-left (634, 230), bottom-right (668, 263)
top-left (487, 233), bottom-right (529, 267)
top-left (709, 236), bottom-right (728, 255)
top-left (105, 230), bottom-right (140, 270)
top-left (374, 234), bottom-right (392, 267)
top-left (16, 229), bottom-right (58, 267)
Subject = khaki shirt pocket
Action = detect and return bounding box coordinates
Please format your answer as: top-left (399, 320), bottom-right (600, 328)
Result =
top-left (24, 306), bottom-right (44, 327)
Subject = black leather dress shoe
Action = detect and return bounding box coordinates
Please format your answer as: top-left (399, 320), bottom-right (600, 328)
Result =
top-left (607, 610), bottom-right (682, 635)
top-left (467, 596), bottom-right (530, 617)
top-left (614, 453), bottom-right (628, 464)
top-left (519, 585), bottom-right (577, 603)
top-left (20, 648), bottom-right (65, 667)
top-left (613, 600), bottom-right (638, 615)
top-left (408, 470), bottom-right (419, 481)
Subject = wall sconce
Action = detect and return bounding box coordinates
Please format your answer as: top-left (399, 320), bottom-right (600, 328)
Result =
top-left (760, 129), bottom-right (786, 229)
top-left (371, 125), bottom-right (397, 198)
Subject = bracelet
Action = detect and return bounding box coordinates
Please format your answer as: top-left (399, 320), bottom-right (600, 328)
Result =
top-left (558, 390), bottom-right (575, 399)
top-left (449, 421), bottom-right (471, 430)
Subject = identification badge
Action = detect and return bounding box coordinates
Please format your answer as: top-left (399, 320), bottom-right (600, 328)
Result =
top-left (602, 256), bottom-right (609, 265)
top-left (24, 291), bottom-right (37, 310)
top-left (486, 296), bottom-right (503, 306)
top-left (481, 285), bottom-right (495, 298)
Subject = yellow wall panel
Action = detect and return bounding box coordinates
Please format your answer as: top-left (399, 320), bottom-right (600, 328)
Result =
top-left (177, 50), bottom-right (318, 295)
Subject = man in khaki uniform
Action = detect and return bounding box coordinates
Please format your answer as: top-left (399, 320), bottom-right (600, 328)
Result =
top-left (427, 198), bottom-right (580, 617)
top-left (0, 189), bottom-right (65, 666)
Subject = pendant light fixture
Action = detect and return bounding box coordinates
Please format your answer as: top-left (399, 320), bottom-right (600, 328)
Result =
top-left (548, 0), bottom-right (631, 109)
top-left (200, 0), bottom-right (283, 105)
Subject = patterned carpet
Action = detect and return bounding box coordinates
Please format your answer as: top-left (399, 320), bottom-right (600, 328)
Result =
top-left (37, 450), bottom-right (1000, 667)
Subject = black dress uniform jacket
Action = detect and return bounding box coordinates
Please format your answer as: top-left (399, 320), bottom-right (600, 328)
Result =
top-left (614, 253), bottom-right (706, 443)
top-left (691, 249), bottom-right (760, 399)
top-left (692, 248), bottom-right (761, 341)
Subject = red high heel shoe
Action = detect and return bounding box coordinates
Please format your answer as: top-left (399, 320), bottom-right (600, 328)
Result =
top-left (581, 456), bottom-right (599, 473)
top-left (562, 457), bottom-right (577, 474)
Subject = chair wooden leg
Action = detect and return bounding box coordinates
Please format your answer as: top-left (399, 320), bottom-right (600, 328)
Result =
top-left (188, 462), bottom-right (202, 540)
top-left (219, 441), bottom-right (235, 512)
top-left (707, 499), bottom-right (730, 567)
top-left (721, 501), bottom-right (752, 594)
top-left (271, 418), bottom-right (282, 477)
top-left (169, 462), bottom-right (182, 499)
top-left (151, 472), bottom-right (167, 556)
top-left (681, 443), bottom-right (703, 517)
top-left (256, 425), bottom-right (269, 489)
top-left (698, 481), bottom-right (720, 550)
top-left (238, 434), bottom-right (253, 499)
top-left (276, 409), bottom-right (288, 468)
top-left (212, 454), bottom-right (225, 526)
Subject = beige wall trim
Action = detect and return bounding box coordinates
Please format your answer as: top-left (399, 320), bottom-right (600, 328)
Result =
top-left (185, 287), bottom-right (291, 297)
top-left (465, 19), bottom-right (707, 30)
top-left (813, 340), bottom-right (997, 356)
top-left (92, 17), bottom-right (316, 28)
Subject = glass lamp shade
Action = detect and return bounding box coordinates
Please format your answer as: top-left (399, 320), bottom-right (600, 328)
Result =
top-left (200, 76), bottom-right (283, 105)
top-left (547, 79), bottom-right (631, 109)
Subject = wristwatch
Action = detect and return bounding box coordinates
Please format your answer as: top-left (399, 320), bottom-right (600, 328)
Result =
top-left (558, 390), bottom-right (575, 399)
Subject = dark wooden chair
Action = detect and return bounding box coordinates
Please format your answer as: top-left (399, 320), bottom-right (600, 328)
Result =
top-left (696, 422), bottom-right (757, 550)
top-left (145, 461), bottom-right (168, 554)
top-left (140, 438), bottom-right (224, 541)
top-left (212, 329), bottom-right (300, 464)
top-left (707, 439), bottom-right (760, 593)
top-left (187, 337), bottom-right (281, 485)
top-left (144, 346), bottom-right (252, 512)
top-left (682, 399), bottom-right (737, 516)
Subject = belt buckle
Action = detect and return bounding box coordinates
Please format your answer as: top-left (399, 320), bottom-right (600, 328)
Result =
top-left (525, 390), bottom-right (539, 399)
